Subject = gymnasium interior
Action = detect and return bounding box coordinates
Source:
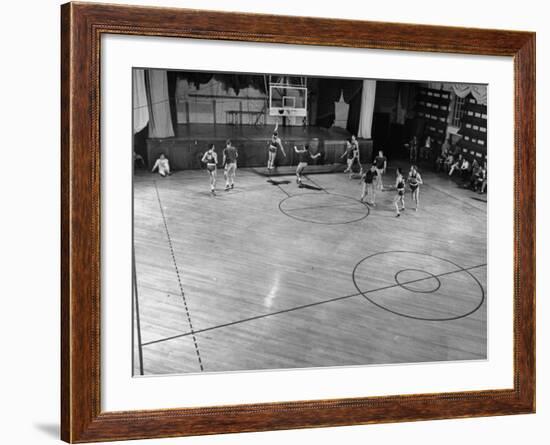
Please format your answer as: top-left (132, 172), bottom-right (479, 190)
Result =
top-left (132, 69), bottom-right (488, 376)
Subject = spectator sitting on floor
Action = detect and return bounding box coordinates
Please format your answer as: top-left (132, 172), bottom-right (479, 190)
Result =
top-left (467, 159), bottom-right (481, 189)
top-left (460, 157), bottom-right (471, 181)
top-left (476, 161), bottom-right (487, 194)
top-left (151, 153), bottom-right (172, 177)
top-left (448, 154), bottom-right (463, 176)
top-left (443, 153), bottom-right (454, 173)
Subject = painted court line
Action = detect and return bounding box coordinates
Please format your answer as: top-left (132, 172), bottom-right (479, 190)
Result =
top-left (154, 181), bottom-right (205, 372)
top-left (142, 263), bottom-right (486, 348)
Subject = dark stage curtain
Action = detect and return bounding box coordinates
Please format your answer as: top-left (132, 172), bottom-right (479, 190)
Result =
top-left (174, 72), bottom-right (267, 95)
top-left (342, 80), bottom-right (363, 136)
top-left (167, 71), bottom-right (179, 132)
top-left (316, 78), bottom-right (341, 128)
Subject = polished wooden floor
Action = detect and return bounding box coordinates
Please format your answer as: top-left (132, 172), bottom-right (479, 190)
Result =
top-left (133, 164), bottom-right (487, 376)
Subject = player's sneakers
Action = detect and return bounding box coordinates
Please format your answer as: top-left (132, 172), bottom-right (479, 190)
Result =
top-left (230, 184), bottom-right (234, 189)
top-left (224, 185), bottom-right (230, 191)
top-left (396, 213), bottom-right (400, 217)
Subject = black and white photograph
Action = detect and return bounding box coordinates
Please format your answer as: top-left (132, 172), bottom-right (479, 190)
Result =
top-left (132, 68), bottom-right (488, 376)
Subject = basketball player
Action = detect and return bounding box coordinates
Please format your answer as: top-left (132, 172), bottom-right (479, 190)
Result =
top-left (222, 139), bottom-right (238, 191)
top-left (374, 149), bottom-right (387, 191)
top-left (360, 164), bottom-right (378, 206)
top-left (341, 139), bottom-right (361, 178)
top-left (201, 144), bottom-right (218, 195)
top-left (294, 144), bottom-right (321, 187)
top-left (267, 122), bottom-right (286, 171)
top-left (407, 165), bottom-right (423, 211)
top-left (351, 135), bottom-right (363, 175)
top-left (151, 153), bottom-right (171, 177)
top-left (394, 167), bottom-right (406, 217)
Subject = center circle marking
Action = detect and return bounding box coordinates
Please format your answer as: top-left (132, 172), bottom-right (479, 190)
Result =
top-left (394, 268), bottom-right (442, 294)
top-left (352, 251), bottom-right (485, 321)
top-left (278, 192), bottom-right (369, 225)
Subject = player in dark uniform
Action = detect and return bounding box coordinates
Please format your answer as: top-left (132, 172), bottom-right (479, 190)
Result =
top-left (294, 144), bottom-right (321, 187)
top-left (394, 167), bottom-right (406, 217)
top-left (374, 150), bottom-right (387, 191)
top-left (360, 164), bottom-right (378, 206)
top-left (407, 165), bottom-right (423, 211)
top-left (201, 144), bottom-right (218, 195)
top-left (222, 139), bottom-right (238, 191)
top-left (267, 122), bottom-right (286, 172)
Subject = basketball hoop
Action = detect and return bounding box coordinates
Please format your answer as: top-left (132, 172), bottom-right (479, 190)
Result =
top-left (269, 78), bottom-right (308, 118)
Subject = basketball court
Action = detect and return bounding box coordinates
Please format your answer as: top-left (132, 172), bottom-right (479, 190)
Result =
top-left (133, 166), bottom-right (487, 375)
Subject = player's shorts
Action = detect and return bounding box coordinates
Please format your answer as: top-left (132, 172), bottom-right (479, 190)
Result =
top-left (410, 184), bottom-right (419, 192)
top-left (225, 162), bottom-right (237, 172)
top-left (206, 163), bottom-right (216, 172)
top-left (398, 189), bottom-right (405, 196)
top-left (297, 162), bottom-right (308, 170)
top-left (269, 146), bottom-right (278, 153)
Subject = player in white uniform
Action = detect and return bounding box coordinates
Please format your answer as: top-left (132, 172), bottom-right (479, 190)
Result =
top-left (222, 139), bottom-right (238, 191)
top-left (201, 144), bottom-right (218, 195)
top-left (267, 122), bottom-right (286, 172)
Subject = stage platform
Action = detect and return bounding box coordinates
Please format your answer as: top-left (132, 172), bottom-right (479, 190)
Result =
top-left (145, 123), bottom-right (373, 170)
top-left (251, 164), bottom-right (350, 176)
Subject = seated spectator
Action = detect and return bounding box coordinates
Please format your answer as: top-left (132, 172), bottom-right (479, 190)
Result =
top-left (476, 161), bottom-right (487, 194)
top-left (467, 159), bottom-right (481, 189)
top-left (460, 157), bottom-right (471, 181)
top-left (448, 154), bottom-right (463, 176)
top-left (443, 153), bottom-right (454, 173)
top-left (151, 153), bottom-right (172, 177)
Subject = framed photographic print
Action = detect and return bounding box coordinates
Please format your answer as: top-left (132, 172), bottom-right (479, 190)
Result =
top-left (61, 2), bottom-right (536, 443)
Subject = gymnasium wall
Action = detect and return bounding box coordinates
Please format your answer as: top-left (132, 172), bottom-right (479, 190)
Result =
top-left (175, 77), bottom-right (353, 128)
top-left (175, 78), bottom-right (306, 127)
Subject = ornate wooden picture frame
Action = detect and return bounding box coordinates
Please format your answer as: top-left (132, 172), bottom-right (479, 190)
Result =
top-left (61, 2), bottom-right (535, 442)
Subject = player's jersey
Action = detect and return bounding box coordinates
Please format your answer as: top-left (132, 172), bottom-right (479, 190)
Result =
top-left (363, 170), bottom-right (377, 184)
top-left (204, 152), bottom-right (216, 164)
top-left (375, 156), bottom-right (387, 169)
top-left (224, 146), bottom-right (237, 163)
top-left (269, 138), bottom-right (281, 152)
top-left (397, 176), bottom-right (405, 195)
top-left (409, 172), bottom-right (420, 187)
top-left (297, 150), bottom-right (310, 163)
top-left (348, 147), bottom-right (359, 159)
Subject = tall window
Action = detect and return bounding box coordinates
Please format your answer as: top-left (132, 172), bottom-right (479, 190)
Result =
top-left (451, 94), bottom-right (466, 127)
